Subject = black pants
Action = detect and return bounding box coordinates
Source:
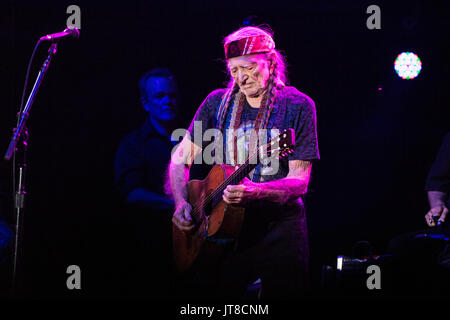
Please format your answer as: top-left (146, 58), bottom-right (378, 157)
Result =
top-left (176, 203), bottom-right (310, 301)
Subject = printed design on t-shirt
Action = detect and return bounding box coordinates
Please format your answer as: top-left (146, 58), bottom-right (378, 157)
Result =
top-left (224, 118), bottom-right (280, 180)
top-left (225, 119), bottom-right (255, 165)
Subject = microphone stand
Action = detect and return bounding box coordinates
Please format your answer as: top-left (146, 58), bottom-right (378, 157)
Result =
top-left (4, 42), bottom-right (58, 293)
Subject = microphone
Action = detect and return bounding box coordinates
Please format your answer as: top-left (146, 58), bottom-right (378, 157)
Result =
top-left (40, 26), bottom-right (80, 42)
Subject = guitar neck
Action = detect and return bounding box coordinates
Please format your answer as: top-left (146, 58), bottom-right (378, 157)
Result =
top-left (222, 158), bottom-right (258, 192)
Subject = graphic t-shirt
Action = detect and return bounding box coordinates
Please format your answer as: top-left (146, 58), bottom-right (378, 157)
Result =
top-left (188, 86), bottom-right (320, 184)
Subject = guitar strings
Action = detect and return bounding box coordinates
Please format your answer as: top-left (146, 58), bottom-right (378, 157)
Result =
top-left (191, 143), bottom-right (288, 221)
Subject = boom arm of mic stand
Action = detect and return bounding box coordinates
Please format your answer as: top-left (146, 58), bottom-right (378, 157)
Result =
top-left (4, 43), bottom-right (58, 161)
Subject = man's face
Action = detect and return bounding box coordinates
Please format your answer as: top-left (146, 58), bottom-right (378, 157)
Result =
top-left (142, 76), bottom-right (178, 121)
top-left (227, 53), bottom-right (273, 98)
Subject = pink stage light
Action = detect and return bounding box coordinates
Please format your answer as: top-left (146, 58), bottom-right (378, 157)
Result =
top-left (394, 52), bottom-right (422, 80)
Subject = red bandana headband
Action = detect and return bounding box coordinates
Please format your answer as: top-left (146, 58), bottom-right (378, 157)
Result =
top-left (224, 35), bottom-right (275, 59)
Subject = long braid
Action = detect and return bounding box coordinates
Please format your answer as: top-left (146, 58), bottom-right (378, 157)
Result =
top-left (218, 58), bottom-right (285, 166)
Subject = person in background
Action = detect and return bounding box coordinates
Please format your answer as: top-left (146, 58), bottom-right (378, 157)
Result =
top-left (424, 132), bottom-right (449, 230)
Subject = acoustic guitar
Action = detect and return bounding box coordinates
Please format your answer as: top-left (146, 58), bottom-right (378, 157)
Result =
top-left (172, 128), bottom-right (295, 272)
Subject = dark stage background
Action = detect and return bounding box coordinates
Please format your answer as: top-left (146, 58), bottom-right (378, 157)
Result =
top-left (0, 0), bottom-right (449, 299)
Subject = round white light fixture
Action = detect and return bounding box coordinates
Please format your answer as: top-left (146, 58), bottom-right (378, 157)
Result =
top-left (394, 52), bottom-right (422, 80)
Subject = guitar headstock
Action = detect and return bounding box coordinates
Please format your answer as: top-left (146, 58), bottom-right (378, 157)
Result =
top-left (265, 128), bottom-right (295, 159)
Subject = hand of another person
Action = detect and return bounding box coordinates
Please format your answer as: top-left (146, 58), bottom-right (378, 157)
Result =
top-left (425, 205), bottom-right (448, 227)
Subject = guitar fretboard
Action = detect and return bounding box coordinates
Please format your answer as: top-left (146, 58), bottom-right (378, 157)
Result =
top-left (191, 147), bottom-right (260, 221)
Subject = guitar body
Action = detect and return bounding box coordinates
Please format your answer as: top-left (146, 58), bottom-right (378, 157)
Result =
top-left (172, 164), bottom-right (245, 273)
